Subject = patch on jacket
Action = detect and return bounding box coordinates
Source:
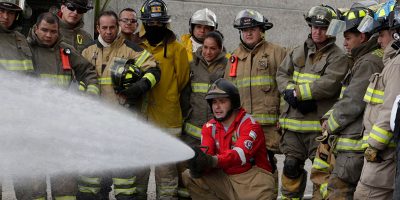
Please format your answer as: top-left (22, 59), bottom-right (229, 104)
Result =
top-left (249, 131), bottom-right (257, 140)
top-left (206, 123), bottom-right (213, 128)
top-left (244, 140), bottom-right (253, 150)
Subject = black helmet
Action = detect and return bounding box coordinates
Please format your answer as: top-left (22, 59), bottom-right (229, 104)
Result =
top-left (389, 4), bottom-right (400, 30)
top-left (341, 7), bottom-right (373, 32)
top-left (140, 0), bottom-right (170, 24)
top-left (0, 0), bottom-right (22, 12)
top-left (110, 58), bottom-right (143, 93)
top-left (233, 9), bottom-right (273, 31)
top-left (305, 5), bottom-right (338, 27)
top-left (205, 78), bottom-right (240, 110)
top-left (62, 0), bottom-right (92, 12)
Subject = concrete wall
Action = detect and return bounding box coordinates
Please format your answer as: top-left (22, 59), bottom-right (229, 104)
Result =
top-left (84, 0), bottom-right (382, 51)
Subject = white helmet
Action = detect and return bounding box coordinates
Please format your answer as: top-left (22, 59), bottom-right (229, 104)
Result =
top-left (189, 8), bottom-right (218, 34)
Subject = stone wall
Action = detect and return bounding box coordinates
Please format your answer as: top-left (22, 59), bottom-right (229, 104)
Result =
top-left (84, 0), bottom-right (383, 51)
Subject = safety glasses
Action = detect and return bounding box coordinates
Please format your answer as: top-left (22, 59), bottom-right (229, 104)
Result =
top-left (119, 18), bottom-right (137, 24)
top-left (65, 2), bottom-right (87, 14)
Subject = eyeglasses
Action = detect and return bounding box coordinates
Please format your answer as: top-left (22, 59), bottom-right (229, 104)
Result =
top-left (119, 18), bottom-right (137, 24)
top-left (65, 2), bottom-right (87, 14)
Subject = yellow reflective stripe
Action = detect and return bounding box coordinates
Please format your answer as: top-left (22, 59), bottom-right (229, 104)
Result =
top-left (143, 73), bottom-right (156, 87)
top-left (370, 125), bottom-right (392, 145)
top-left (79, 81), bottom-right (86, 91)
top-left (40, 74), bottom-right (71, 86)
top-left (54, 196), bottom-right (77, 200)
top-left (279, 118), bottom-right (322, 132)
top-left (178, 187), bottom-right (190, 198)
top-left (98, 77), bottom-right (112, 85)
top-left (235, 76), bottom-right (275, 88)
top-left (87, 84), bottom-right (100, 95)
top-left (335, 136), bottom-right (369, 151)
top-left (312, 157), bottom-right (330, 171)
top-left (327, 115), bottom-right (340, 132)
top-left (324, 109), bottom-right (333, 118)
top-left (0, 59), bottom-right (34, 71)
top-left (293, 71), bottom-right (320, 84)
top-left (191, 82), bottom-right (209, 93)
top-left (184, 123), bottom-right (202, 139)
top-left (286, 83), bottom-right (295, 90)
top-left (320, 182), bottom-right (328, 198)
top-left (78, 185), bottom-right (100, 194)
top-left (253, 113), bottom-right (278, 125)
top-left (339, 86), bottom-right (346, 99)
top-left (298, 83), bottom-right (312, 100)
top-left (79, 176), bottom-right (101, 185)
top-left (33, 197), bottom-right (46, 200)
top-left (134, 50), bottom-right (151, 68)
top-left (281, 194), bottom-right (301, 200)
top-left (371, 48), bottom-right (383, 58)
top-left (159, 186), bottom-right (176, 196)
top-left (76, 34), bottom-right (83, 45)
top-left (114, 187), bottom-right (137, 195)
top-left (113, 177), bottom-right (136, 186)
top-left (363, 87), bottom-right (384, 104)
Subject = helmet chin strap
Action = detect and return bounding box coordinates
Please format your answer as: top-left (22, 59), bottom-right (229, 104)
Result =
top-left (214, 108), bottom-right (234, 122)
top-left (239, 29), bottom-right (265, 50)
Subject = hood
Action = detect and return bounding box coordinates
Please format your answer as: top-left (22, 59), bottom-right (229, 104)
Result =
top-left (194, 46), bottom-right (226, 66)
top-left (27, 25), bottom-right (62, 48)
top-left (58, 15), bottom-right (85, 31)
top-left (351, 36), bottom-right (379, 60)
top-left (0, 22), bottom-right (13, 33)
top-left (305, 36), bottom-right (336, 53)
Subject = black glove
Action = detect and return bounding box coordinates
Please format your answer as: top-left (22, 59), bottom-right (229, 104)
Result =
top-left (297, 100), bottom-right (317, 115)
top-left (119, 78), bottom-right (151, 102)
top-left (188, 146), bottom-right (215, 178)
top-left (283, 89), bottom-right (298, 108)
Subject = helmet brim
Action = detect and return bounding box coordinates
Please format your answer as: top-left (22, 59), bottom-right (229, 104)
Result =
top-left (0, 2), bottom-right (22, 12)
top-left (205, 93), bottom-right (230, 100)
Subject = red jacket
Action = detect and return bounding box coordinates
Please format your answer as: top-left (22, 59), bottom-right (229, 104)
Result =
top-left (201, 108), bottom-right (272, 175)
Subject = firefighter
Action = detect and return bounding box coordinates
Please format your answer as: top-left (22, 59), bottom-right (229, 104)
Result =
top-left (313, 6), bottom-right (385, 199)
top-left (137, 0), bottom-right (190, 198)
top-left (181, 31), bottom-right (227, 146)
top-left (0, 0), bottom-right (34, 73)
top-left (276, 5), bottom-right (350, 199)
top-left (12, 12), bottom-right (99, 200)
top-left (224, 9), bottom-right (286, 198)
top-left (118, 8), bottom-right (140, 43)
top-left (353, 2), bottom-right (400, 199)
top-left (81, 10), bottom-right (161, 200)
top-left (180, 8), bottom-right (217, 62)
top-left (182, 78), bottom-right (276, 200)
top-left (58, 0), bottom-right (93, 53)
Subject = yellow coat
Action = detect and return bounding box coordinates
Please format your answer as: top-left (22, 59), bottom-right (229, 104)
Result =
top-left (180, 33), bottom-right (194, 62)
top-left (140, 33), bottom-right (190, 128)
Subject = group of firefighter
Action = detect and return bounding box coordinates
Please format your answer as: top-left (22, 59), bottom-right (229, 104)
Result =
top-left (1, 0), bottom-right (400, 199)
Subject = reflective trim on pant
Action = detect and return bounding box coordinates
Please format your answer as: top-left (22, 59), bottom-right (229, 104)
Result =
top-left (113, 177), bottom-right (137, 196)
top-left (279, 118), bottom-right (322, 132)
top-left (320, 182), bottom-right (328, 199)
top-left (33, 197), bottom-right (46, 200)
top-left (78, 176), bottom-right (101, 194)
top-left (54, 196), bottom-right (77, 200)
top-left (312, 157), bottom-right (330, 172)
top-left (78, 185), bottom-right (100, 194)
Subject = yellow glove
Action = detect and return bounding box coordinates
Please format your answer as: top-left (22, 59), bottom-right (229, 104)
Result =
top-left (364, 146), bottom-right (381, 162)
top-left (315, 130), bottom-right (329, 143)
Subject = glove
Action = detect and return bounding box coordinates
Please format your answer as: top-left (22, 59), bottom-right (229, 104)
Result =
top-left (188, 146), bottom-right (216, 178)
top-left (297, 100), bottom-right (317, 115)
top-left (316, 130), bottom-right (329, 144)
top-left (283, 89), bottom-right (298, 108)
top-left (119, 78), bottom-right (150, 102)
top-left (364, 146), bottom-right (381, 162)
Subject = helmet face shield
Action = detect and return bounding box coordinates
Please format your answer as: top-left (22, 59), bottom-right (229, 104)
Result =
top-left (110, 57), bottom-right (143, 93)
top-left (326, 19), bottom-right (346, 36)
top-left (357, 14), bottom-right (375, 33)
top-left (389, 7), bottom-right (400, 29)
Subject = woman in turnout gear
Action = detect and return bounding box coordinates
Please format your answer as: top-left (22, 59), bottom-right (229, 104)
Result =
top-left (276, 4), bottom-right (350, 199)
top-left (182, 78), bottom-right (276, 200)
top-left (224, 8), bottom-right (287, 199)
top-left (180, 8), bottom-right (217, 62)
top-left (181, 31), bottom-right (227, 147)
top-left (136, 0), bottom-right (190, 199)
top-left (312, 5), bottom-right (384, 199)
top-left (354, 2), bottom-right (400, 199)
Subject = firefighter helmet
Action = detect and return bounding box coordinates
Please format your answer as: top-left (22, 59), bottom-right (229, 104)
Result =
top-left (233, 9), bottom-right (273, 31)
top-left (389, 4), bottom-right (400, 30)
top-left (110, 58), bottom-right (143, 93)
top-left (0, 0), bottom-right (22, 12)
top-left (358, 0), bottom-right (395, 33)
top-left (205, 78), bottom-right (241, 110)
top-left (305, 5), bottom-right (338, 27)
top-left (140, 0), bottom-right (170, 24)
top-left (189, 8), bottom-right (218, 34)
top-left (62, 0), bottom-right (92, 11)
